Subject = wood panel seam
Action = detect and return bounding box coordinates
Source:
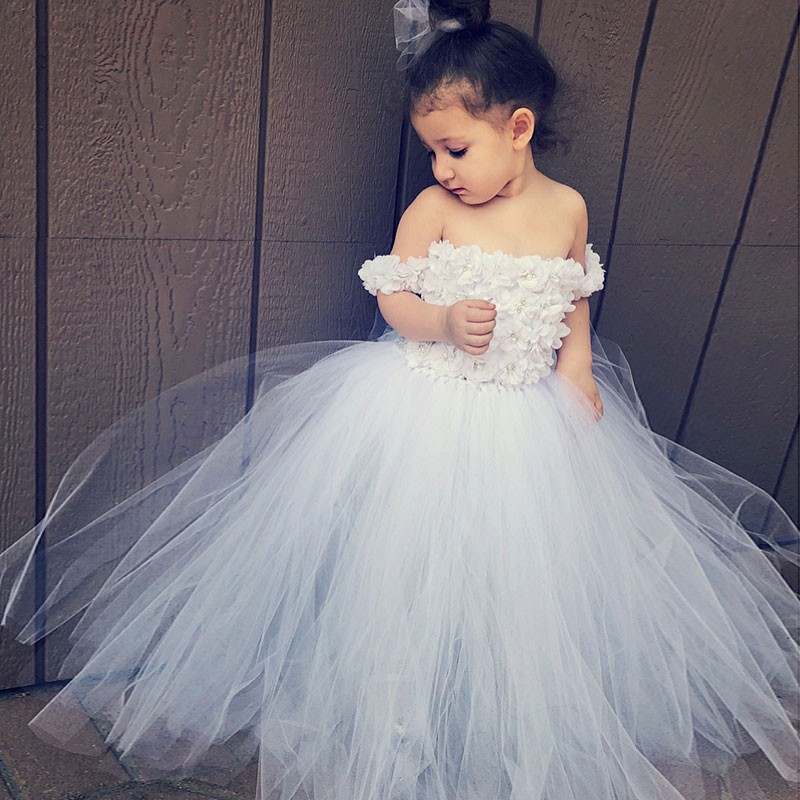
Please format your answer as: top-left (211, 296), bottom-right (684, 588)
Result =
top-left (773, 417), bottom-right (799, 500)
top-left (246, 0), bottom-right (273, 412)
top-left (532, 0), bottom-right (543, 41)
top-left (674, 9), bottom-right (800, 448)
top-left (33, 0), bottom-right (49, 686)
top-left (393, 116), bottom-right (412, 231)
top-left (591, 0), bottom-right (660, 331)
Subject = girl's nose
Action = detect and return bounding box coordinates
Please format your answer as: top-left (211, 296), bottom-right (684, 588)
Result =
top-left (433, 159), bottom-right (455, 184)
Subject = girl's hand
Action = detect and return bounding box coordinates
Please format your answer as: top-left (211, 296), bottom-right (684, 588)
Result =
top-left (556, 363), bottom-right (604, 420)
top-left (443, 299), bottom-right (496, 355)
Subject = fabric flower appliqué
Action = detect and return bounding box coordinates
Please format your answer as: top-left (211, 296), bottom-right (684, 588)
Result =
top-left (358, 254), bottom-right (423, 296)
top-left (358, 241), bottom-right (605, 387)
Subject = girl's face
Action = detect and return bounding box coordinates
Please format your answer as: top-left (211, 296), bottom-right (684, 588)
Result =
top-left (411, 101), bottom-right (533, 205)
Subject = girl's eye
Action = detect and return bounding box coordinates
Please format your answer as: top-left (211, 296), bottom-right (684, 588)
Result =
top-left (426, 148), bottom-right (467, 160)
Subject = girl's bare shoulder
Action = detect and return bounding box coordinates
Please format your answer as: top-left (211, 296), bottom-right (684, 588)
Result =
top-left (408, 184), bottom-right (462, 215)
top-left (522, 175), bottom-right (588, 258)
top-left (538, 175), bottom-right (587, 220)
top-left (392, 186), bottom-right (458, 260)
top-left (540, 177), bottom-right (589, 257)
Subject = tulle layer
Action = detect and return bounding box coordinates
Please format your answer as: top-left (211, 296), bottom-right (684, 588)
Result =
top-left (1, 333), bottom-right (798, 800)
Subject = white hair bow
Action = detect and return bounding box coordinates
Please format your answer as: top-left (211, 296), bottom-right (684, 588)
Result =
top-left (393, 0), bottom-right (465, 70)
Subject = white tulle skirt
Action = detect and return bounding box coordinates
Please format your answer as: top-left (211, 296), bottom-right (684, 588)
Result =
top-left (1, 331), bottom-right (798, 800)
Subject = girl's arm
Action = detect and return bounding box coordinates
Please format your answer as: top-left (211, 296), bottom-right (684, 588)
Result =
top-left (556, 194), bottom-right (592, 370)
top-left (555, 193), bottom-right (603, 418)
top-left (379, 187), bottom-right (496, 354)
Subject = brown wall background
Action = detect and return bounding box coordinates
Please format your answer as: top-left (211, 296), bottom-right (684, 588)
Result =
top-left (0, 0), bottom-right (797, 689)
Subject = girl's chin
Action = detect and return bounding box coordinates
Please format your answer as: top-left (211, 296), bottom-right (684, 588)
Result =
top-left (457, 192), bottom-right (495, 206)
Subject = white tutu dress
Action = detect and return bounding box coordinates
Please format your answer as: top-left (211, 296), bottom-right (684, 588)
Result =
top-left (1, 240), bottom-right (798, 800)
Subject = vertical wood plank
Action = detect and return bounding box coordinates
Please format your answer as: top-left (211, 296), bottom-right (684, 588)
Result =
top-left (0, 0), bottom-right (36, 689)
top-left (0, 240), bottom-right (36, 689)
top-left (43, 1), bottom-right (266, 678)
top-left (597, 1), bottom-right (798, 484)
top-left (47, 240), bottom-right (253, 502)
top-left (596, 244), bottom-right (730, 437)
top-left (741, 38), bottom-right (798, 246)
top-left (679, 246), bottom-right (798, 491)
top-left (0, 0), bottom-right (37, 236)
top-left (397, 123), bottom-right (434, 221)
top-left (259, 0), bottom-right (406, 345)
top-left (50, 0), bottom-right (264, 239)
top-left (262, 0), bottom-right (403, 246)
top-left (614, 0), bottom-right (797, 245)
top-left (678, 33), bottom-right (798, 494)
top-left (535, 0), bottom-right (650, 243)
top-left (259, 242), bottom-right (380, 346)
top-left (776, 431), bottom-right (798, 527)
top-left (496, 0), bottom-right (541, 34)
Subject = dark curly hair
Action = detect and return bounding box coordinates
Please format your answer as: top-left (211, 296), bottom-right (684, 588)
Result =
top-left (404, 0), bottom-right (561, 152)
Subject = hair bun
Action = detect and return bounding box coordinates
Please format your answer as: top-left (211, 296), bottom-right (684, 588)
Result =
top-left (429, 0), bottom-right (490, 31)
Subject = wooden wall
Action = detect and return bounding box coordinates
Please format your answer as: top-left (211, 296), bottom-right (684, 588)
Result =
top-left (0, 0), bottom-right (797, 689)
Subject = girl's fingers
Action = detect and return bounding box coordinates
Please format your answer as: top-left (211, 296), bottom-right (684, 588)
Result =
top-left (464, 302), bottom-right (496, 320)
top-left (465, 308), bottom-right (496, 323)
top-left (465, 299), bottom-right (495, 310)
top-left (463, 343), bottom-right (490, 355)
top-left (464, 332), bottom-right (493, 346)
top-left (466, 319), bottom-right (496, 335)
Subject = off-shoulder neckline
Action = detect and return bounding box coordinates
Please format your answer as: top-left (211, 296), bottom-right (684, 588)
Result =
top-left (427, 239), bottom-right (594, 266)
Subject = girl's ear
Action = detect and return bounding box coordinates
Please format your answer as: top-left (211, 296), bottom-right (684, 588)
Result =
top-left (509, 108), bottom-right (535, 150)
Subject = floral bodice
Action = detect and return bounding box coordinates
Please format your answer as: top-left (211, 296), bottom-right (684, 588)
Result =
top-left (358, 240), bottom-right (605, 387)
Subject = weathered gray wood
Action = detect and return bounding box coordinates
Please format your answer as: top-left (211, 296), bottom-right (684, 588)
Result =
top-left (0, 239), bottom-right (36, 689)
top-left (677, 36), bottom-right (798, 496)
top-left (776, 431), bottom-right (798, 527)
top-left (259, 241), bottom-right (380, 347)
top-left (0, 0), bottom-right (36, 236)
top-left (741, 38), bottom-right (798, 247)
top-left (680, 246), bottom-right (798, 492)
top-left (49, 0), bottom-right (264, 239)
top-left (595, 244), bottom-right (730, 438)
top-left (43, 0), bottom-right (265, 679)
top-left (262, 0), bottom-right (404, 245)
top-left (258, 1), bottom-right (406, 344)
top-left (46, 239), bottom-right (253, 495)
top-left (614, 0), bottom-right (797, 245)
top-left (398, 125), bottom-right (435, 219)
top-left (0, 0), bottom-right (36, 690)
top-left (496, 0), bottom-right (541, 34)
top-left (674, 34), bottom-right (798, 495)
top-left (536, 0), bottom-right (650, 244)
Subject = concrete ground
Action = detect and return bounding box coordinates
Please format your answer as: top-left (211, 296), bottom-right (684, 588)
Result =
top-left (0, 684), bottom-right (796, 800)
top-left (0, 684), bottom-right (256, 800)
